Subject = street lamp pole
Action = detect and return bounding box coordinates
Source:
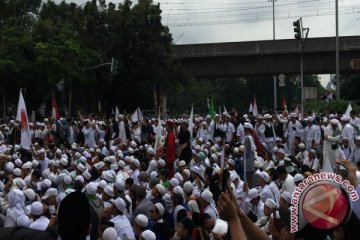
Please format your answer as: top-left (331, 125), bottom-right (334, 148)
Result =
top-left (270, 0), bottom-right (277, 111)
top-left (335, 0), bottom-right (340, 99)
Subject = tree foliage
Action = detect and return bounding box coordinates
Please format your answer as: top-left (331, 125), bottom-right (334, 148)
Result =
top-left (0, 0), bottom-right (186, 116)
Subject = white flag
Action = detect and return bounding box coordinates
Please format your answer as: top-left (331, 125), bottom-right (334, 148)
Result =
top-left (132, 107), bottom-right (143, 122)
top-left (248, 102), bottom-right (253, 113)
top-left (344, 103), bottom-right (352, 117)
top-left (16, 90), bottom-right (32, 149)
top-left (154, 108), bottom-right (162, 153)
top-left (115, 106), bottom-right (120, 121)
top-left (189, 106), bottom-right (194, 142)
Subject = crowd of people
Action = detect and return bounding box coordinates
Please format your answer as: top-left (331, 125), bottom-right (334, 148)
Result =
top-left (0, 109), bottom-right (359, 240)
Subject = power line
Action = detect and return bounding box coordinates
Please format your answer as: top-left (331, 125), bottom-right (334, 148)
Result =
top-left (163, 7), bottom-right (360, 26)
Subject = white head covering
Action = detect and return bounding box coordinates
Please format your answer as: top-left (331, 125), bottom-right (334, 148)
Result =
top-left (17, 215), bottom-right (32, 227)
top-left (141, 230), bottom-right (156, 240)
top-left (103, 227), bottom-right (120, 240)
top-left (31, 201), bottom-right (43, 216)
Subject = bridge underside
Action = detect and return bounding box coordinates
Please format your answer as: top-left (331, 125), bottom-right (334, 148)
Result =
top-left (173, 36), bottom-right (360, 77)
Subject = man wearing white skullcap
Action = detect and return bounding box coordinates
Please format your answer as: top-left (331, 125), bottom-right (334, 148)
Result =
top-left (4, 189), bottom-right (26, 227)
top-left (102, 227), bottom-right (120, 240)
top-left (323, 118), bottom-right (342, 171)
top-left (148, 202), bottom-right (171, 239)
top-left (285, 113), bottom-right (303, 155)
top-left (199, 190), bottom-right (219, 220)
top-left (134, 214), bottom-right (148, 238)
top-left (255, 170), bottom-right (276, 203)
top-left (110, 197), bottom-right (135, 240)
top-left (255, 198), bottom-right (279, 235)
top-left (29, 201), bottom-right (50, 231)
top-left (141, 230), bottom-right (156, 240)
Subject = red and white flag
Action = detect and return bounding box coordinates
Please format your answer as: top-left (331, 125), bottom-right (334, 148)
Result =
top-left (16, 90), bottom-right (32, 149)
top-left (51, 93), bottom-right (60, 120)
top-left (253, 95), bottom-right (258, 116)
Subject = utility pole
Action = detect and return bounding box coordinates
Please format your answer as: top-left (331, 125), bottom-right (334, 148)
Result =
top-left (269, 0), bottom-right (277, 111)
top-left (335, 0), bottom-right (340, 99)
top-left (293, 18), bottom-right (309, 115)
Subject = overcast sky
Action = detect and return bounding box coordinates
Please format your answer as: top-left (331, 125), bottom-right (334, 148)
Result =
top-left (55, 0), bottom-right (360, 86)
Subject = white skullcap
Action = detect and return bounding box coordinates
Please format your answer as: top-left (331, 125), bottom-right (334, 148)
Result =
top-left (130, 141), bottom-right (137, 148)
top-left (331, 119), bottom-right (339, 124)
top-left (135, 214), bottom-right (148, 228)
top-left (32, 159), bottom-right (40, 168)
top-left (5, 162), bottom-right (14, 173)
top-left (17, 215), bottom-right (31, 227)
top-left (86, 182), bottom-right (98, 195)
top-left (255, 169), bottom-right (270, 183)
top-left (179, 160), bottom-right (186, 167)
top-left (289, 113), bottom-right (297, 118)
top-left (24, 188), bottom-right (36, 201)
top-left (64, 175), bottom-right (72, 185)
top-left (14, 178), bottom-right (26, 189)
top-left (60, 158), bottom-right (68, 166)
top-left (154, 202), bottom-right (165, 216)
top-left (173, 186), bottom-right (184, 196)
top-left (141, 230), bottom-right (156, 240)
top-left (306, 116), bottom-right (313, 122)
top-left (103, 227), bottom-right (118, 240)
top-left (22, 161), bottom-right (32, 170)
top-left (265, 198), bottom-right (279, 209)
top-left (75, 175), bottom-right (85, 184)
top-left (174, 172), bottom-right (184, 183)
top-left (244, 122), bottom-right (252, 129)
top-left (104, 185), bottom-right (114, 197)
top-left (150, 171), bottom-right (158, 180)
top-left (42, 188), bottom-right (58, 200)
top-left (264, 114), bottom-right (272, 119)
top-left (15, 159), bottom-right (22, 167)
top-left (201, 189), bottom-right (213, 204)
top-left (170, 178), bottom-right (179, 187)
top-left (246, 188), bottom-right (259, 202)
top-left (212, 219), bottom-right (228, 236)
top-left (293, 173), bottom-right (304, 183)
top-left (299, 143), bottom-right (305, 149)
top-left (75, 152), bottom-right (82, 158)
top-left (41, 179), bottom-right (52, 189)
top-left (155, 184), bottom-right (166, 196)
top-left (98, 180), bottom-right (107, 189)
top-left (191, 166), bottom-right (201, 175)
top-left (83, 170), bottom-right (91, 181)
top-left (56, 149), bottom-right (62, 155)
top-left (31, 201), bottom-right (43, 216)
top-left (94, 162), bottom-right (105, 170)
top-left (278, 148), bottom-right (286, 156)
top-left (158, 159), bottom-right (166, 167)
top-left (114, 179), bottom-right (125, 191)
top-left (77, 163), bottom-right (86, 172)
top-left (103, 171), bottom-right (115, 183)
top-left (147, 147), bottom-right (154, 155)
top-left (84, 151), bottom-right (91, 158)
top-left (183, 181), bottom-right (193, 194)
top-left (114, 197), bottom-right (126, 212)
top-left (281, 191), bottom-right (292, 204)
top-left (79, 156), bottom-right (86, 163)
top-left (227, 158), bottom-right (235, 167)
top-left (132, 159), bottom-right (140, 168)
top-left (128, 148), bottom-right (134, 154)
top-left (118, 160), bottom-right (125, 168)
top-left (183, 169), bottom-right (190, 178)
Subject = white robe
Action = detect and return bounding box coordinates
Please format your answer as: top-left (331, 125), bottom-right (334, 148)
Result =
top-left (323, 125), bottom-right (342, 172)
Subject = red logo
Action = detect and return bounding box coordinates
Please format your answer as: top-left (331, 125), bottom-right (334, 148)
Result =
top-left (20, 109), bottom-right (28, 131)
top-left (301, 183), bottom-right (349, 229)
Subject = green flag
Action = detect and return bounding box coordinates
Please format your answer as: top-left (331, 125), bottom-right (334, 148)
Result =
top-left (209, 97), bottom-right (215, 120)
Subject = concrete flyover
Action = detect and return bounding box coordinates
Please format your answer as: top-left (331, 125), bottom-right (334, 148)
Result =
top-left (172, 36), bottom-right (360, 77)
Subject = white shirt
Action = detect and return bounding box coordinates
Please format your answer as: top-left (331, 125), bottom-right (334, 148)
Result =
top-left (29, 216), bottom-right (50, 231)
top-left (221, 122), bottom-right (235, 143)
top-left (304, 157), bottom-right (320, 171)
top-left (204, 203), bottom-right (219, 220)
top-left (111, 215), bottom-right (136, 240)
top-left (248, 200), bottom-right (265, 219)
top-left (82, 127), bottom-right (96, 147)
top-left (281, 174), bottom-right (295, 194)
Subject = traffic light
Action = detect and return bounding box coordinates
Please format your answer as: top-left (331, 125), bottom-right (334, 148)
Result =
top-left (111, 57), bottom-right (119, 75)
top-left (293, 19), bottom-right (302, 40)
